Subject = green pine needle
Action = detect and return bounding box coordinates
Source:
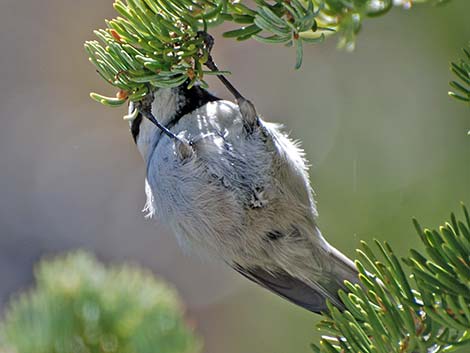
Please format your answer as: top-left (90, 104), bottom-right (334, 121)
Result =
top-left (312, 204), bottom-right (470, 353)
top-left (85, 0), bottom-right (447, 106)
top-left (0, 251), bottom-right (201, 353)
top-left (449, 45), bottom-right (470, 104)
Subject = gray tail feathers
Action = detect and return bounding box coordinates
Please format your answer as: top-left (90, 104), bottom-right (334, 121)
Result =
top-left (232, 247), bottom-right (359, 314)
top-left (319, 244), bottom-right (360, 311)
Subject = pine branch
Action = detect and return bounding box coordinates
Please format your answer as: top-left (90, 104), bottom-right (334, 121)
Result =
top-left (84, 0), bottom-right (449, 107)
top-left (0, 251), bottom-right (201, 353)
top-left (449, 44), bottom-right (470, 105)
top-left (312, 204), bottom-right (470, 353)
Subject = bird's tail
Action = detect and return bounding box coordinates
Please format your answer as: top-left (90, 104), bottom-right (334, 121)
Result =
top-left (315, 243), bottom-right (360, 312)
top-left (233, 244), bottom-right (359, 314)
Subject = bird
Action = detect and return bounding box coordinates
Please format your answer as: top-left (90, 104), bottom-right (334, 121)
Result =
top-left (124, 70), bottom-right (359, 314)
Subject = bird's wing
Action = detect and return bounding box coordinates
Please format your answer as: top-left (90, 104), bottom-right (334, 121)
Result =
top-left (232, 264), bottom-right (344, 314)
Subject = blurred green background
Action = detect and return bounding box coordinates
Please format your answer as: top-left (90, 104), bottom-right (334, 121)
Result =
top-left (0, 1), bottom-right (469, 352)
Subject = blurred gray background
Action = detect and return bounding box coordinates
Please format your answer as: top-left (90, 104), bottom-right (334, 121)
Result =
top-left (1, 1), bottom-right (469, 352)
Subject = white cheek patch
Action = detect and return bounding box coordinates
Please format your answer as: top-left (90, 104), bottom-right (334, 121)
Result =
top-left (136, 118), bottom-right (159, 160)
top-left (151, 88), bottom-right (186, 126)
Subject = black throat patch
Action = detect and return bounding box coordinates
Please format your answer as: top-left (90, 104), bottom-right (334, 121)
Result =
top-left (131, 83), bottom-right (221, 143)
top-left (168, 84), bottom-right (221, 129)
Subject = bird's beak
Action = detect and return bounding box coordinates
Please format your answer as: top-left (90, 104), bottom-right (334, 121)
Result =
top-left (124, 101), bottom-right (139, 123)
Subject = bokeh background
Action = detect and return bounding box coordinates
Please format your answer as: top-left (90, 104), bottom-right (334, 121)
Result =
top-left (1, 1), bottom-right (469, 352)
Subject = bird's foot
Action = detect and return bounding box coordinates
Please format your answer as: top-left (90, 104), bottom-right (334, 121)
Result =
top-left (197, 31), bottom-right (258, 131)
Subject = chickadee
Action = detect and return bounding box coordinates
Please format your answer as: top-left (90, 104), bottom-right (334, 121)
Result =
top-left (126, 72), bottom-right (358, 313)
